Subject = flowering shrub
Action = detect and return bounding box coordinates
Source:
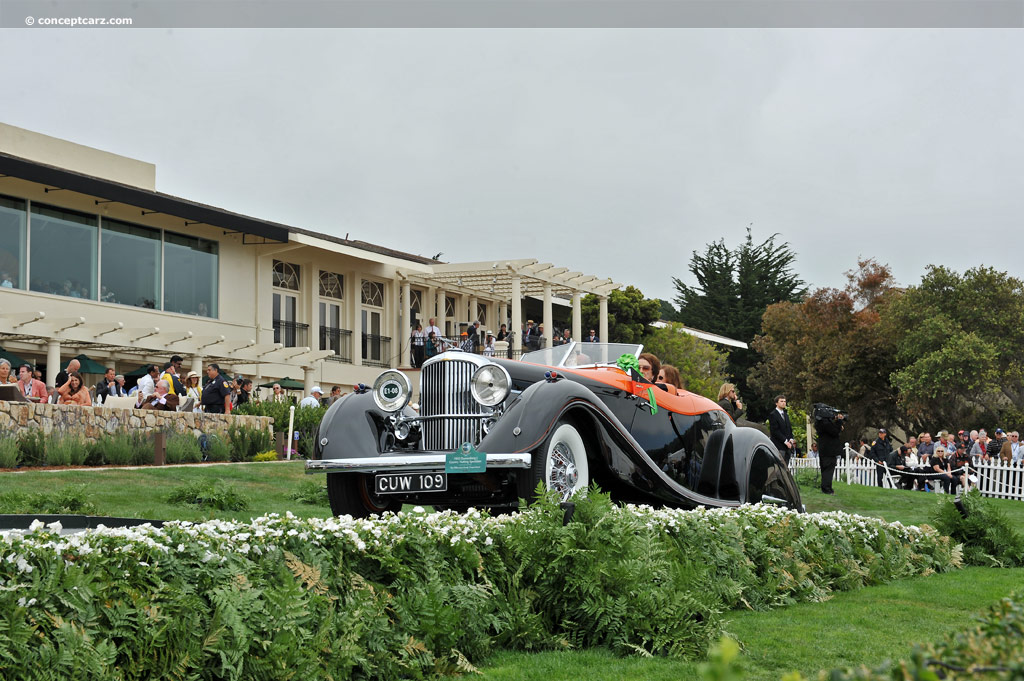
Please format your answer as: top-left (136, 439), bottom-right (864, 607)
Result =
top-left (0, 491), bottom-right (960, 680)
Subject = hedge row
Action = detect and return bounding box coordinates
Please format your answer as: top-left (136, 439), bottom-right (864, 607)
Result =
top-left (0, 491), bottom-right (960, 680)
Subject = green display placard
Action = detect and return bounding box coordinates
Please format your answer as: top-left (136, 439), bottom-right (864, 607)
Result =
top-left (446, 442), bottom-right (487, 473)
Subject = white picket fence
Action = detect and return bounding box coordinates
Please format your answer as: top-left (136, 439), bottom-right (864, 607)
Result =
top-left (788, 452), bottom-right (1024, 502)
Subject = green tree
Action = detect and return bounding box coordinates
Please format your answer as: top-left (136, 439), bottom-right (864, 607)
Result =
top-left (579, 286), bottom-right (661, 344)
top-left (750, 259), bottom-right (902, 438)
top-left (883, 265), bottom-right (1024, 430)
top-left (674, 228), bottom-right (806, 420)
top-left (641, 323), bottom-right (730, 399)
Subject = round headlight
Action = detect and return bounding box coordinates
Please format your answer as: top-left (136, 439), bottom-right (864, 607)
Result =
top-left (471, 364), bottom-right (511, 407)
top-left (373, 370), bottom-right (412, 412)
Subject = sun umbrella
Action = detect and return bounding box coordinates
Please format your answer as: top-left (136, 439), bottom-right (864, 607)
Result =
top-left (258, 377), bottom-right (305, 390)
top-left (0, 347), bottom-right (30, 368)
top-left (73, 354), bottom-right (109, 375)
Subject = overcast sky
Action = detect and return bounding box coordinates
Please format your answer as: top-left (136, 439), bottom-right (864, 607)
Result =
top-left (1, 29), bottom-right (1021, 302)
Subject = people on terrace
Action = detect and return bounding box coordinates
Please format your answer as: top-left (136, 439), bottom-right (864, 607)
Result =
top-left (57, 371), bottom-right (92, 406)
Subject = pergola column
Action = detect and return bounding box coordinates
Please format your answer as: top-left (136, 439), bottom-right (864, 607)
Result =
top-left (437, 289), bottom-right (447, 339)
top-left (401, 279), bottom-right (412, 368)
top-left (468, 296), bottom-right (477, 323)
top-left (599, 296), bottom-right (609, 343)
top-left (46, 339), bottom-right (61, 387)
top-left (571, 291), bottom-right (582, 343)
top-left (303, 365), bottom-right (316, 396)
top-left (542, 284), bottom-right (553, 348)
top-left (498, 301), bottom-right (507, 331)
top-left (191, 355), bottom-right (204, 382)
top-left (510, 276), bottom-right (522, 356)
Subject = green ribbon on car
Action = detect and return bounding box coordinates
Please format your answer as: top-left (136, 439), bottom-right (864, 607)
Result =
top-left (617, 354), bottom-right (658, 414)
top-left (617, 354), bottom-right (639, 373)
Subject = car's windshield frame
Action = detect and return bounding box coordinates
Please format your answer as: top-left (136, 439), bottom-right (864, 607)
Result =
top-left (520, 341), bottom-right (644, 369)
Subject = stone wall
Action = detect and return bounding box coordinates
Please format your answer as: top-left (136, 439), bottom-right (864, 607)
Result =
top-left (0, 401), bottom-right (273, 442)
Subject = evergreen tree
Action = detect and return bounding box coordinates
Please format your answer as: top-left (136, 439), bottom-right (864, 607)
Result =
top-left (673, 228), bottom-right (806, 420)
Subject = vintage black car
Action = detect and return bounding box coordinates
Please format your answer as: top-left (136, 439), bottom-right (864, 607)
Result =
top-left (307, 342), bottom-right (802, 517)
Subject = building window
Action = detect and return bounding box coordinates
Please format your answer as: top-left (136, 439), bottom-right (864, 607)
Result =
top-left (476, 302), bottom-right (487, 325)
top-left (100, 218), bottom-right (161, 308)
top-left (164, 232), bottom-right (218, 317)
top-left (319, 301), bottom-right (351, 362)
top-left (319, 270), bottom-right (344, 300)
top-left (361, 280), bottom-right (384, 307)
top-left (273, 260), bottom-right (301, 290)
top-left (0, 195), bottom-right (26, 290)
top-left (29, 203), bottom-right (98, 300)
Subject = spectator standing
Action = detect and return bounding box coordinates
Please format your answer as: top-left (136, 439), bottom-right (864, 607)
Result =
top-left (57, 371), bottom-right (92, 406)
top-left (236, 378), bottom-right (252, 407)
top-left (459, 332), bottom-right (474, 353)
top-left (869, 428), bottom-right (893, 487)
top-left (328, 386), bottom-right (343, 405)
top-left (768, 395), bottom-right (797, 462)
top-left (583, 329), bottom-right (599, 343)
top-left (53, 358), bottom-right (81, 391)
top-left (522, 321), bottom-right (537, 351)
top-left (184, 371), bottom-right (202, 411)
top-left (495, 324), bottom-right (509, 344)
top-left (426, 332), bottom-right (439, 359)
top-left (716, 383), bottom-right (744, 421)
top-left (424, 318), bottom-right (442, 344)
top-left (559, 328), bottom-right (571, 345)
top-left (16, 364), bottom-right (48, 401)
top-left (916, 433), bottom-right (935, 462)
top-left (160, 356), bottom-right (186, 396)
top-left (970, 430), bottom-right (990, 460)
top-left (482, 331), bottom-right (496, 357)
top-left (300, 387), bottom-right (323, 408)
top-left (467, 321), bottom-right (481, 353)
top-left (411, 323), bottom-right (426, 368)
top-left (1003, 431), bottom-right (1022, 464)
top-left (137, 365), bottom-right (159, 399)
top-left (816, 411), bottom-right (845, 495)
top-left (987, 429), bottom-right (1007, 460)
top-left (200, 364), bottom-right (231, 414)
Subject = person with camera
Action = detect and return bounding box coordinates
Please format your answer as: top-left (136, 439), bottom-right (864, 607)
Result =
top-left (813, 404), bottom-right (845, 495)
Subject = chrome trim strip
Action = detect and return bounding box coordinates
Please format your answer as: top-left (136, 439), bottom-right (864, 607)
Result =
top-left (305, 452), bottom-right (532, 473)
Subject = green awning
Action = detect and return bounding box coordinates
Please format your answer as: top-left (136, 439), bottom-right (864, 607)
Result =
top-left (0, 347), bottom-right (30, 369)
top-left (258, 377), bottom-right (305, 390)
top-left (74, 354), bottom-right (110, 375)
top-left (123, 363), bottom-right (152, 378)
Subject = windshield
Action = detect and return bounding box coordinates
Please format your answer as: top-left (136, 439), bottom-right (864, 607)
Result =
top-left (520, 342), bottom-right (643, 368)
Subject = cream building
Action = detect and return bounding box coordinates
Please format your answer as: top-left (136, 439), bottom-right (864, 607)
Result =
top-left (0, 123), bottom-right (620, 397)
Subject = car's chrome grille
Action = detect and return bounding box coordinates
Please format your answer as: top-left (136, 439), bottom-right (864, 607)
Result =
top-left (420, 358), bottom-right (484, 451)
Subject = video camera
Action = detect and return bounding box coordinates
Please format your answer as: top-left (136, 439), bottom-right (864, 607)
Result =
top-left (812, 403), bottom-right (847, 422)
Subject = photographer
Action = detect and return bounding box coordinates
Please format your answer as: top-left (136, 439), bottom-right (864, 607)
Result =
top-left (813, 403), bottom-right (845, 495)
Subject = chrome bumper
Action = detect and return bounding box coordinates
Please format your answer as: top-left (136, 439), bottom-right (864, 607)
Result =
top-left (305, 452), bottom-right (532, 474)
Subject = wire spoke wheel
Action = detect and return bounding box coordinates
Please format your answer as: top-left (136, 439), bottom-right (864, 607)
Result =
top-left (540, 421), bottom-right (590, 502)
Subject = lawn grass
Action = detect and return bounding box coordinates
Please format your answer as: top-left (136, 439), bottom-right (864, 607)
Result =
top-left (0, 461), bottom-right (330, 522)
top-left (479, 567), bottom-right (1024, 681)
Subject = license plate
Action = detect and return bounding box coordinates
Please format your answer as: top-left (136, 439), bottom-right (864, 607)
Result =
top-left (374, 472), bottom-right (448, 495)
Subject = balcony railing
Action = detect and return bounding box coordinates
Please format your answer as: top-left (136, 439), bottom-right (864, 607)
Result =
top-left (320, 327), bottom-right (353, 363)
top-left (273, 320), bottom-right (310, 348)
top-left (362, 334), bottom-right (392, 368)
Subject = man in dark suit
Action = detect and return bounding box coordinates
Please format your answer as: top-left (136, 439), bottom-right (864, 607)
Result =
top-left (815, 411), bottom-right (845, 494)
top-left (768, 395), bottom-right (796, 462)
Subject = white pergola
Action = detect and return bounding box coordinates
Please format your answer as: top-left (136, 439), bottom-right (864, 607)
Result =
top-left (399, 259), bottom-right (622, 360)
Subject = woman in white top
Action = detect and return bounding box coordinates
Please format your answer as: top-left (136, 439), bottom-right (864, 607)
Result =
top-left (184, 371), bottom-right (203, 412)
